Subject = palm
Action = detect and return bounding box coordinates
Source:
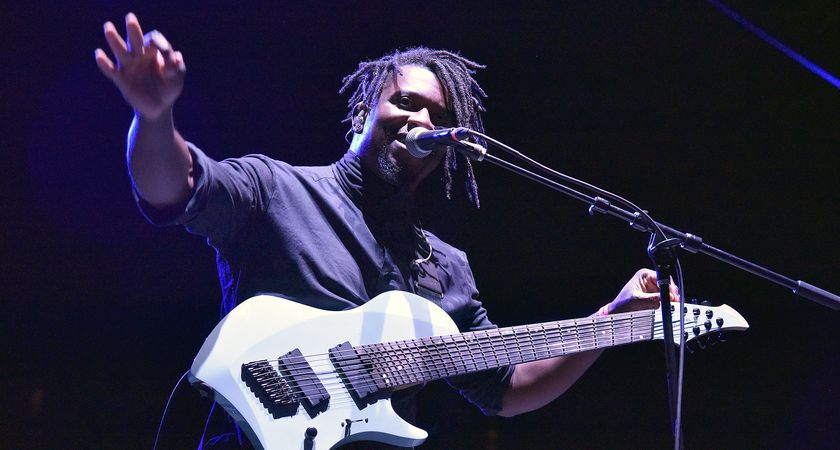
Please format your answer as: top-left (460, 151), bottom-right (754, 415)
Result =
top-left (117, 51), bottom-right (183, 118)
top-left (95, 13), bottom-right (186, 120)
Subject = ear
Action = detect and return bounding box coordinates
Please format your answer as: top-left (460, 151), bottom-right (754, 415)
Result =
top-left (351, 102), bottom-right (369, 134)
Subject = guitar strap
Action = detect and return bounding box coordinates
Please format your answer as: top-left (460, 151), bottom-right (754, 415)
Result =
top-left (410, 224), bottom-right (444, 301)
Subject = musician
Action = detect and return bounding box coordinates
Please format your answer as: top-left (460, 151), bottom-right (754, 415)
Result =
top-left (96, 13), bottom-right (676, 448)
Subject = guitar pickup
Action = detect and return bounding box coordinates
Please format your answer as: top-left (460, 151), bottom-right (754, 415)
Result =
top-left (277, 349), bottom-right (330, 417)
top-left (329, 341), bottom-right (389, 410)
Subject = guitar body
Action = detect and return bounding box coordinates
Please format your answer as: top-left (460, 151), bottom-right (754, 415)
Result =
top-left (190, 290), bottom-right (748, 449)
top-left (190, 291), bottom-right (459, 449)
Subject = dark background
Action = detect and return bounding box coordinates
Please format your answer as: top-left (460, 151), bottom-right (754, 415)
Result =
top-left (2, 1), bottom-right (838, 448)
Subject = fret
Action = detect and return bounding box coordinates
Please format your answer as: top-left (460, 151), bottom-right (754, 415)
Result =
top-left (475, 329), bottom-right (490, 371)
top-left (426, 336), bottom-right (444, 379)
top-left (560, 320), bottom-right (580, 355)
top-left (402, 339), bottom-right (421, 384)
top-left (463, 332), bottom-right (479, 373)
top-left (436, 335), bottom-right (456, 378)
top-left (485, 329), bottom-right (500, 369)
top-left (357, 309), bottom-right (661, 389)
top-left (539, 323), bottom-right (553, 359)
top-left (435, 335), bottom-right (449, 378)
top-left (502, 329), bottom-right (516, 366)
top-left (594, 316), bottom-right (612, 349)
top-left (453, 334), bottom-right (469, 377)
top-left (371, 343), bottom-right (392, 389)
top-left (518, 327), bottom-right (531, 364)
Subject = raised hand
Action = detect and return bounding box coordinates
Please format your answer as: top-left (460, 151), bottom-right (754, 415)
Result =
top-left (95, 13), bottom-right (186, 120)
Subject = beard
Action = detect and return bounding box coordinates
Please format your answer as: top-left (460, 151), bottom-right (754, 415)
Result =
top-left (376, 140), bottom-right (405, 185)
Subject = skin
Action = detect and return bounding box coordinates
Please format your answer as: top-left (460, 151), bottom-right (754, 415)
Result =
top-left (348, 65), bottom-right (452, 192)
top-left (96, 13), bottom-right (678, 419)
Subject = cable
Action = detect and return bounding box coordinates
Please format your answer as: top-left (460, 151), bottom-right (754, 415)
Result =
top-left (465, 129), bottom-right (668, 241)
top-left (153, 369), bottom-right (190, 450)
top-left (673, 259), bottom-right (686, 450)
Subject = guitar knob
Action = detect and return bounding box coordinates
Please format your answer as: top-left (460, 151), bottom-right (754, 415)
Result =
top-left (705, 309), bottom-right (713, 319)
top-left (305, 427), bottom-right (318, 439)
top-left (692, 326), bottom-right (701, 336)
top-left (716, 317), bottom-right (724, 327)
top-left (693, 308), bottom-right (701, 317)
top-left (704, 320), bottom-right (712, 330)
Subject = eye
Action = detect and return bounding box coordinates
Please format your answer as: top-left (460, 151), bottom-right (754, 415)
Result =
top-left (397, 96), bottom-right (415, 109)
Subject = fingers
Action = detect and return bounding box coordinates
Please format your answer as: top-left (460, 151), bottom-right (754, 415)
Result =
top-left (94, 48), bottom-right (118, 80)
top-left (103, 21), bottom-right (129, 62)
top-left (636, 268), bottom-right (659, 292)
top-left (98, 13), bottom-right (186, 81)
top-left (125, 12), bottom-right (145, 55)
top-left (145, 30), bottom-right (186, 75)
top-left (145, 30), bottom-right (172, 53)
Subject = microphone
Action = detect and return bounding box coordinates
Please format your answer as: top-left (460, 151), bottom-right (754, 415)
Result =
top-left (405, 127), bottom-right (472, 158)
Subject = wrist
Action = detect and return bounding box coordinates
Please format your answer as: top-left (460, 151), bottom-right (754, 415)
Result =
top-left (134, 106), bottom-right (174, 125)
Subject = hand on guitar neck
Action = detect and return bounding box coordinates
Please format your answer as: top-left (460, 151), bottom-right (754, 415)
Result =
top-left (600, 268), bottom-right (680, 316)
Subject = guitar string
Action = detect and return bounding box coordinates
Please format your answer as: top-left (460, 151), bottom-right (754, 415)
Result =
top-left (241, 316), bottom-right (654, 403)
top-left (242, 314), bottom-right (713, 404)
top-left (274, 319), bottom-right (707, 410)
top-left (254, 321), bottom-right (706, 411)
top-left (246, 313), bottom-right (702, 399)
top-left (249, 313), bottom-right (650, 386)
top-left (250, 317), bottom-right (701, 402)
top-left (270, 309), bottom-right (655, 368)
top-left (252, 320), bottom-right (650, 408)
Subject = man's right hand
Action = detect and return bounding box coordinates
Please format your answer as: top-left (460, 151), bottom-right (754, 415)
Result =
top-left (95, 13), bottom-right (186, 121)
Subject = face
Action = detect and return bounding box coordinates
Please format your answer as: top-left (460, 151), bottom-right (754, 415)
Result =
top-left (352, 65), bottom-right (455, 191)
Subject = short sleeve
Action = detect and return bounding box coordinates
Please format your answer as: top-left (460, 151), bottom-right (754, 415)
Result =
top-left (133, 143), bottom-right (277, 248)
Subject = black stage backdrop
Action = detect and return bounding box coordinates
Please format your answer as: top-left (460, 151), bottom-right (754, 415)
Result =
top-left (2, 1), bottom-right (838, 448)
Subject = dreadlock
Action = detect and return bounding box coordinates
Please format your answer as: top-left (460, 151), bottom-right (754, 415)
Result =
top-left (339, 47), bottom-right (488, 208)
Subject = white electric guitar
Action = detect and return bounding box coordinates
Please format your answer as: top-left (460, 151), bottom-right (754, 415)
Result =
top-left (189, 291), bottom-right (748, 449)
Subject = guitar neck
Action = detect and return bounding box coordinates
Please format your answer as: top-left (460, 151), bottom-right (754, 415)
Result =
top-left (357, 309), bottom-right (659, 389)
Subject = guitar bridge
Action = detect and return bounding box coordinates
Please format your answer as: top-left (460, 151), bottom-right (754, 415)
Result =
top-left (242, 360), bottom-right (299, 418)
top-left (242, 350), bottom-right (330, 419)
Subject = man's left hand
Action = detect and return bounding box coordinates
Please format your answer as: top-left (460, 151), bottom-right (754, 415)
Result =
top-left (601, 268), bottom-right (679, 315)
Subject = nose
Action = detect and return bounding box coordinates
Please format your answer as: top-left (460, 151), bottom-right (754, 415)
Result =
top-left (407, 107), bottom-right (433, 130)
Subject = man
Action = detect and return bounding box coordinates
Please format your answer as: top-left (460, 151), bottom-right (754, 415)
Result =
top-left (96, 13), bottom-right (674, 448)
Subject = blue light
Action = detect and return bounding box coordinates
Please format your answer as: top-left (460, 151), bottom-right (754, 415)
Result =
top-left (707, 0), bottom-right (840, 90)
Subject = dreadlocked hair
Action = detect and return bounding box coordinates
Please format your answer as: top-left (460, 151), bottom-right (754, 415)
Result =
top-left (339, 47), bottom-right (488, 208)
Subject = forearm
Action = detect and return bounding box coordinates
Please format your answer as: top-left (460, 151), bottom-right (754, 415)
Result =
top-left (497, 348), bottom-right (604, 417)
top-left (127, 108), bottom-right (193, 207)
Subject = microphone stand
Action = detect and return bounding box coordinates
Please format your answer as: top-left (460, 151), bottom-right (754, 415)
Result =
top-left (453, 137), bottom-right (840, 448)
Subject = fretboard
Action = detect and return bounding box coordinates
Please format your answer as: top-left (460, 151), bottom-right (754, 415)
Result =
top-left (357, 309), bottom-right (658, 389)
